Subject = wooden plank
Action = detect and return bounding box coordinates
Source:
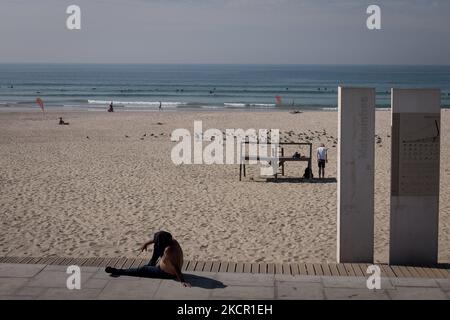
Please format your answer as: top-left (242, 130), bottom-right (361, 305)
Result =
top-left (398, 266), bottom-right (414, 278)
top-left (406, 266), bottom-right (422, 278)
top-left (139, 259), bottom-right (147, 267)
top-left (15, 257), bottom-right (28, 264)
top-left (98, 258), bottom-right (113, 268)
top-left (186, 260), bottom-right (197, 272)
top-left (20, 257), bottom-right (34, 264)
top-left (61, 258), bottom-right (75, 266)
top-left (46, 257), bottom-right (59, 265)
top-left (243, 263), bottom-right (252, 274)
top-left (428, 267), bottom-right (446, 279)
top-left (275, 263), bottom-right (283, 275)
top-left (219, 261), bottom-right (228, 273)
top-left (89, 257), bottom-right (102, 267)
top-left (91, 257), bottom-right (105, 267)
top-left (227, 262), bottom-right (237, 273)
top-left (282, 263), bottom-right (291, 275)
top-left (267, 263), bottom-right (275, 274)
top-left (54, 257), bottom-right (69, 265)
top-left (55, 257), bottom-right (71, 266)
top-left (413, 267), bottom-right (429, 278)
top-left (440, 267), bottom-right (450, 279)
top-left (313, 263), bottom-right (324, 276)
top-left (298, 264), bottom-right (308, 275)
top-left (235, 262), bottom-right (244, 273)
top-left (114, 257), bottom-right (128, 269)
top-left (181, 260), bottom-right (189, 272)
top-left (29, 257), bottom-right (44, 264)
top-left (328, 263), bottom-right (339, 276)
top-left (251, 263), bottom-right (258, 274)
top-left (290, 264), bottom-right (299, 276)
top-left (83, 257), bottom-right (97, 267)
top-left (56, 258), bottom-right (67, 265)
top-left (259, 263), bottom-right (267, 274)
top-left (336, 264), bottom-right (348, 276)
top-left (390, 266), bottom-right (407, 278)
top-left (380, 264), bottom-right (396, 278)
top-left (351, 264), bottom-right (365, 277)
top-left (343, 264), bottom-right (356, 276)
top-left (360, 264), bottom-right (370, 277)
top-left (122, 258), bottom-right (135, 269)
top-left (194, 261), bottom-right (206, 272)
top-left (321, 263), bottom-right (332, 276)
top-left (4, 257), bottom-right (14, 263)
top-left (305, 263), bottom-right (315, 276)
top-left (204, 261), bottom-right (213, 272)
top-left (211, 261), bottom-right (221, 273)
top-left (417, 266), bottom-right (434, 278)
top-left (36, 257), bottom-right (51, 265)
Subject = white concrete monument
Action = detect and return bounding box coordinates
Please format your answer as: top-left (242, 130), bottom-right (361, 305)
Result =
top-left (337, 87), bottom-right (375, 263)
top-left (390, 89), bottom-right (441, 266)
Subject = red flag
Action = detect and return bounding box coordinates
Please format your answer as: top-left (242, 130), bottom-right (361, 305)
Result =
top-left (36, 97), bottom-right (44, 112)
top-left (275, 96), bottom-right (282, 106)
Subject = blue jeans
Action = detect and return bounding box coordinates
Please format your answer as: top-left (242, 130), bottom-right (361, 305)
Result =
top-left (116, 265), bottom-right (174, 279)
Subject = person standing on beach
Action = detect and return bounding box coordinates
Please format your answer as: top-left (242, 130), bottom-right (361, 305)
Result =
top-left (105, 231), bottom-right (190, 287)
top-left (317, 143), bottom-right (328, 179)
top-left (108, 101), bottom-right (114, 112)
top-left (159, 101), bottom-right (162, 111)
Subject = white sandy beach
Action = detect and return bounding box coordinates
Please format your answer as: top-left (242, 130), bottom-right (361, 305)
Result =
top-left (0, 110), bottom-right (449, 264)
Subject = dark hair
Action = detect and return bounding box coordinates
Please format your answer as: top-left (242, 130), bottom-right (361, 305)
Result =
top-left (148, 231), bottom-right (173, 266)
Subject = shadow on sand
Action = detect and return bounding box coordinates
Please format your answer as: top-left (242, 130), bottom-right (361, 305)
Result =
top-left (264, 177), bottom-right (337, 184)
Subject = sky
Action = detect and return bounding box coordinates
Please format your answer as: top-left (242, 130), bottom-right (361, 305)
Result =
top-left (0, 0), bottom-right (449, 64)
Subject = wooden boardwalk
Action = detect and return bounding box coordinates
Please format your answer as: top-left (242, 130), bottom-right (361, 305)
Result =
top-left (1, 256), bottom-right (449, 279)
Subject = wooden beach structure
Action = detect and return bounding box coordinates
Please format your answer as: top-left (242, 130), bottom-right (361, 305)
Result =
top-left (239, 141), bottom-right (313, 181)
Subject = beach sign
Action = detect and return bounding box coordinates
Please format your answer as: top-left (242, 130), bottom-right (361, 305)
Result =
top-left (337, 87), bottom-right (375, 263)
top-left (389, 89), bottom-right (441, 265)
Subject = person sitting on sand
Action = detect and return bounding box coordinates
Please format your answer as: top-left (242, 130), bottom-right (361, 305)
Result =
top-left (105, 231), bottom-right (191, 287)
top-left (58, 117), bottom-right (69, 125)
top-left (108, 102), bottom-right (114, 112)
top-left (317, 143), bottom-right (328, 179)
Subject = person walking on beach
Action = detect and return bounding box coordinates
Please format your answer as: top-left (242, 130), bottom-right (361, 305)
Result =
top-left (105, 231), bottom-right (190, 287)
top-left (108, 102), bottom-right (114, 112)
top-left (317, 143), bottom-right (328, 179)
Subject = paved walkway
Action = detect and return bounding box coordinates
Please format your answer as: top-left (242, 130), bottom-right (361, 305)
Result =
top-left (1, 263), bottom-right (449, 300)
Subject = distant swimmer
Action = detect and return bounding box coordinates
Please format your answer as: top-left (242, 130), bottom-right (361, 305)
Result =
top-left (108, 102), bottom-right (114, 112)
top-left (58, 117), bottom-right (69, 125)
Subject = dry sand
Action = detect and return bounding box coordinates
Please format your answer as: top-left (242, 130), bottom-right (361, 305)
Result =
top-left (0, 110), bottom-right (449, 264)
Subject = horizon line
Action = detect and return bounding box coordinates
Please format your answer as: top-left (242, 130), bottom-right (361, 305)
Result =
top-left (0, 62), bottom-right (450, 67)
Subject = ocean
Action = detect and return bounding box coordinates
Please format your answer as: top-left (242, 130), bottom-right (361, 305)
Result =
top-left (0, 64), bottom-right (449, 111)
